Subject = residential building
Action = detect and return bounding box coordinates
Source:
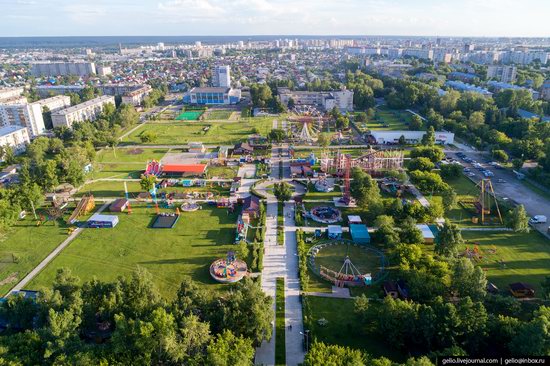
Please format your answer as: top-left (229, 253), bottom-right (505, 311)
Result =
top-left (51, 95), bottom-right (115, 128)
top-left (0, 96), bottom-right (70, 136)
top-left (183, 87), bottom-right (241, 105)
top-left (0, 87), bottom-right (24, 102)
top-left (97, 66), bottom-right (112, 77)
top-left (31, 62), bottom-right (97, 77)
top-left (212, 65), bottom-right (231, 87)
top-left (444, 81), bottom-right (492, 97)
top-left (121, 85), bottom-right (152, 106)
top-left (541, 80), bottom-right (550, 101)
top-left (487, 65), bottom-right (517, 83)
top-left (0, 126), bottom-right (30, 158)
top-left (487, 81), bottom-right (539, 99)
top-left (277, 88), bottom-right (354, 112)
top-left (403, 48), bottom-right (434, 60)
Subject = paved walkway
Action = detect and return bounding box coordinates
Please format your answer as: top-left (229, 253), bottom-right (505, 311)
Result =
top-left (284, 203), bottom-right (306, 366)
top-left (7, 202), bottom-right (110, 296)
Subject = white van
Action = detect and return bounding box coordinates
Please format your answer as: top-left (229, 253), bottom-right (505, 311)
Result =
top-left (529, 215), bottom-right (547, 224)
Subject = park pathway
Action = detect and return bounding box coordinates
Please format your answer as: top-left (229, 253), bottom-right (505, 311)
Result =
top-left (7, 202), bottom-right (110, 296)
top-left (255, 146), bottom-right (285, 366)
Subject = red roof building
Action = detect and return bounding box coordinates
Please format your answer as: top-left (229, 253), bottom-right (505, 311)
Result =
top-left (162, 164), bottom-right (207, 176)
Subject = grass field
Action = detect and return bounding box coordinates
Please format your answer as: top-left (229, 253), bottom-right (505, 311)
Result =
top-left (312, 244), bottom-right (383, 278)
top-left (275, 277), bottom-right (286, 366)
top-left (355, 108), bottom-right (414, 132)
top-left (29, 205), bottom-right (242, 298)
top-left (303, 296), bottom-right (405, 362)
top-left (206, 110), bottom-right (233, 120)
top-left (460, 230), bottom-right (550, 294)
top-left (123, 118), bottom-right (273, 145)
top-left (89, 148), bottom-right (170, 180)
top-left (206, 166), bottom-right (238, 179)
top-left (77, 180), bottom-right (230, 198)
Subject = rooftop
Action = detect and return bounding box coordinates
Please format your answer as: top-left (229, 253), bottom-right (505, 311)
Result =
top-left (52, 95), bottom-right (114, 116)
top-left (0, 125), bottom-right (27, 136)
top-left (189, 87), bottom-right (231, 93)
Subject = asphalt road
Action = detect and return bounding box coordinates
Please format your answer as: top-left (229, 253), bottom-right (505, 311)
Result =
top-left (447, 151), bottom-right (550, 237)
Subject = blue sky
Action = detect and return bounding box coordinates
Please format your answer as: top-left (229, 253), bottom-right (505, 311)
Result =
top-left (1, 0), bottom-right (549, 37)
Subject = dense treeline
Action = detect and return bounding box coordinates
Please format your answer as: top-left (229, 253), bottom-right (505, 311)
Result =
top-left (0, 269), bottom-right (272, 365)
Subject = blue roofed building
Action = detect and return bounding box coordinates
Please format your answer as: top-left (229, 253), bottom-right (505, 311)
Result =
top-left (183, 87), bottom-right (241, 105)
top-left (349, 224), bottom-right (371, 244)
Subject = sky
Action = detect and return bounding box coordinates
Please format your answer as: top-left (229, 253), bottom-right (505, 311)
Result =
top-left (1, 0), bottom-right (549, 38)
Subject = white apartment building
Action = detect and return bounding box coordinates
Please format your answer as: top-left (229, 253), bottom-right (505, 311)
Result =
top-left (31, 62), bottom-right (96, 77)
top-left (487, 65), bottom-right (517, 83)
top-left (277, 88), bottom-right (354, 112)
top-left (212, 65), bottom-right (231, 88)
top-left (0, 95), bottom-right (71, 137)
top-left (403, 48), bottom-right (434, 60)
top-left (541, 80), bottom-right (550, 101)
top-left (121, 85), bottom-right (152, 106)
top-left (51, 95), bottom-right (115, 128)
top-left (97, 66), bottom-right (112, 77)
top-left (0, 126), bottom-right (30, 158)
top-left (0, 87), bottom-right (24, 102)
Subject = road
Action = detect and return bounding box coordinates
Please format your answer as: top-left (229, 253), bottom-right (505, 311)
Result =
top-left (447, 150), bottom-right (550, 237)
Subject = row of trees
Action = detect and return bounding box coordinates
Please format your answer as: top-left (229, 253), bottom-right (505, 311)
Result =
top-left (0, 268), bottom-right (272, 365)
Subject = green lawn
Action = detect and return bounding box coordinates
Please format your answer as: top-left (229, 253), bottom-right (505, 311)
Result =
top-left (206, 166), bottom-right (238, 179)
top-left (304, 184), bottom-right (342, 201)
top-left (358, 108), bottom-right (413, 132)
top-left (29, 205), bottom-right (243, 298)
top-left (77, 180), bottom-right (231, 198)
top-left (0, 213), bottom-right (73, 296)
top-left (206, 110), bottom-right (233, 120)
top-left (303, 296), bottom-right (406, 362)
top-left (88, 148), bottom-right (169, 180)
top-left (123, 118), bottom-right (273, 145)
top-left (460, 230), bottom-right (550, 294)
top-left (275, 277), bottom-right (286, 366)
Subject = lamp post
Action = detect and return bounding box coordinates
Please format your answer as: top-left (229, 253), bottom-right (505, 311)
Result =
top-left (300, 330), bottom-right (310, 353)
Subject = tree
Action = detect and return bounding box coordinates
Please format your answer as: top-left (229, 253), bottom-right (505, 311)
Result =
top-left (236, 240), bottom-right (249, 261)
top-left (451, 258), bottom-right (487, 301)
top-left (409, 115), bottom-right (423, 130)
top-left (268, 128), bottom-right (286, 143)
top-left (355, 112), bottom-right (367, 123)
top-left (542, 276), bottom-right (550, 300)
top-left (0, 145), bottom-right (15, 164)
top-left (0, 199), bottom-right (20, 234)
top-left (492, 149), bottom-right (509, 162)
top-left (41, 160), bottom-right (59, 192)
top-left (399, 217), bottom-right (423, 245)
top-left (441, 188), bottom-right (457, 212)
top-left (206, 330), bottom-right (254, 366)
top-left (287, 97), bottom-right (295, 109)
top-left (435, 220), bottom-right (462, 257)
top-left (304, 342), bottom-right (366, 366)
top-left (140, 174), bottom-right (157, 192)
top-left (317, 132), bottom-right (331, 148)
top-left (273, 182), bottom-right (292, 202)
top-left (373, 215), bottom-right (400, 248)
top-left (440, 163), bottom-right (462, 179)
top-left (409, 170), bottom-right (448, 192)
top-left (408, 157), bottom-right (435, 172)
top-left (140, 130), bottom-right (158, 143)
top-left (506, 205), bottom-right (529, 233)
top-left (410, 146), bottom-right (445, 163)
top-left (421, 126), bottom-right (435, 146)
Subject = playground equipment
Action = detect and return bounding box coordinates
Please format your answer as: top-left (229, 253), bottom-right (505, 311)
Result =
top-left (145, 160), bottom-right (162, 176)
top-left (151, 211), bottom-right (180, 229)
top-left (314, 176), bottom-right (335, 193)
top-left (308, 206), bottom-right (342, 224)
top-left (67, 195), bottom-right (95, 224)
top-left (460, 178), bottom-right (503, 225)
top-left (341, 154), bottom-right (352, 205)
top-left (181, 200), bottom-right (200, 212)
top-left (308, 240), bottom-right (388, 288)
top-left (320, 149), bottom-right (405, 176)
top-left (210, 251), bottom-right (248, 283)
top-left (235, 216), bottom-right (248, 243)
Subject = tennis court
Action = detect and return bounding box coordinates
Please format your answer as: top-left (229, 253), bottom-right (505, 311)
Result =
top-left (176, 111), bottom-right (203, 120)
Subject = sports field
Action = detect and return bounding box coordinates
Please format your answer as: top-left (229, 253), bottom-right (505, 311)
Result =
top-left (176, 111), bottom-right (203, 120)
top-left (205, 110), bottom-right (233, 120)
top-left (355, 108), bottom-right (415, 132)
top-left (123, 118), bottom-right (274, 145)
top-left (29, 205), bottom-right (242, 298)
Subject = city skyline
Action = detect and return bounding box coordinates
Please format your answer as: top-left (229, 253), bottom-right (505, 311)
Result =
top-left (1, 0), bottom-right (550, 38)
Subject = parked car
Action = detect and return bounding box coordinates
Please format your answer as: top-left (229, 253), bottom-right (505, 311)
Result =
top-left (529, 215), bottom-right (548, 224)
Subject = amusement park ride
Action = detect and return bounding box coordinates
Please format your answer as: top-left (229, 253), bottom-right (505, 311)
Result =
top-left (288, 106), bottom-right (329, 143)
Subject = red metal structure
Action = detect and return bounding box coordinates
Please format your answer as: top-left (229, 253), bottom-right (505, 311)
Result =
top-left (342, 154), bottom-right (351, 205)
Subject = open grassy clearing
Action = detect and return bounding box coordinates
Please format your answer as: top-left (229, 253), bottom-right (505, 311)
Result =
top-left (29, 205), bottom-right (243, 298)
top-left (460, 230), bottom-right (550, 294)
top-left (355, 108), bottom-right (414, 132)
top-left (77, 180), bottom-right (231, 198)
top-left (96, 148), bottom-right (169, 164)
top-left (123, 118), bottom-right (274, 145)
top-left (0, 204), bottom-right (102, 296)
top-left (205, 110), bottom-right (233, 120)
top-left (303, 296), bottom-right (406, 362)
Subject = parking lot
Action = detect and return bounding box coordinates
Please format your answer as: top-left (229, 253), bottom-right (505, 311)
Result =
top-left (447, 151), bottom-right (550, 238)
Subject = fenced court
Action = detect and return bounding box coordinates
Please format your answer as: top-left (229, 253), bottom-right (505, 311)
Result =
top-left (206, 110), bottom-right (233, 120)
top-left (176, 110), bottom-right (204, 120)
